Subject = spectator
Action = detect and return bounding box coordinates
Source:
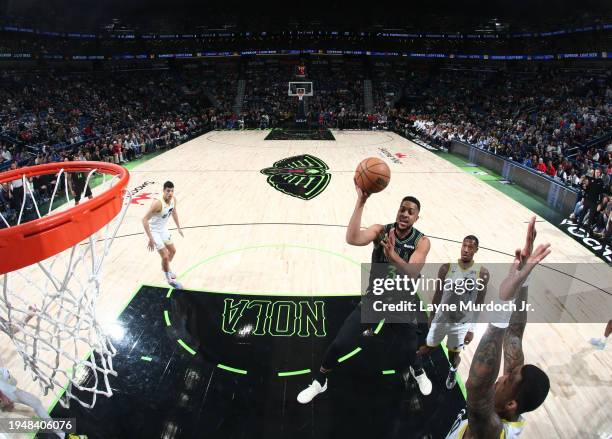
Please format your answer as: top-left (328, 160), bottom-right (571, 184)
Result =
top-left (546, 160), bottom-right (556, 177)
top-left (579, 168), bottom-right (606, 226)
top-left (536, 158), bottom-right (547, 173)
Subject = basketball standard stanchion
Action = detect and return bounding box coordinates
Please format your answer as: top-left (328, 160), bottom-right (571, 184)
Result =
top-left (0, 161), bottom-right (131, 409)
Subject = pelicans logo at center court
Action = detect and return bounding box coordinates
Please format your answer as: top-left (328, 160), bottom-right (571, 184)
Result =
top-left (260, 154), bottom-right (331, 200)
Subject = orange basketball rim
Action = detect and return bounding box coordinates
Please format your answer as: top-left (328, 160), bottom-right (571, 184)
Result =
top-left (0, 161), bottom-right (129, 274)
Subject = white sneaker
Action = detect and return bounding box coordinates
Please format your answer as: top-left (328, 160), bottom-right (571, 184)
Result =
top-left (167, 271), bottom-right (177, 280)
top-left (297, 379), bottom-right (327, 404)
top-left (168, 279), bottom-right (183, 289)
top-left (411, 367), bottom-right (432, 396)
top-left (589, 338), bottom-right (607, 350)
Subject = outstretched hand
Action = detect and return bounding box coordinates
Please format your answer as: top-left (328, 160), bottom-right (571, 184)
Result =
top-left (382, 227), bottom-right (397, 261)
top-left (515, 216), bottom-right (550, 275)
top-left (518, 216), bottom-right (537, 269)
top-left (354, 181), bottom-right (371, 205)
top-left (500, 216), bottom-right (551, 300)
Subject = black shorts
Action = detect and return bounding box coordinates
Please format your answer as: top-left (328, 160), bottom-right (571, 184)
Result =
top-left (74, 183), bottom-right (92, 202)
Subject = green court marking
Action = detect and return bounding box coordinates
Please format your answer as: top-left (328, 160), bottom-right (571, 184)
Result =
top-left (167, 243), bottom-right (368, 296)
top-left (43, 284), bottom-right (148, 418)
top-left (162, 286), bottom-right (361, 296)
top-left (176, 243), bottom-right (364, 281)
top-left (338, 347), bottom-right (362, 363)
top-left (416, 289), bottom-right (468, 401)
top-left (177, 339), bottom-right (197, 355)
top-left (160, 244), bottom-right (388, 380)
top-left (140, 356), bottom-right (153, 362)
top-left (438, 151), bottom-right (563, 224)
top-left (373, 318), bottom-right (385, 334)
top-left (217, 364), bottom-right (248, 375)
top-left (38, 147), bottom-right (191, 422)
top-left (382, 369), bottom-right (396, 375)
top-left (278, 368), bottom-right (311, 377)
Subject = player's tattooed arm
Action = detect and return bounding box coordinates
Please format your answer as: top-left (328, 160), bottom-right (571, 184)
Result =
top-left (465, 324), bottom-right (505, 439)
top-left (503, 285), bottom-right (528, 374)
top-left (467, 218), bottom-right (551, 438)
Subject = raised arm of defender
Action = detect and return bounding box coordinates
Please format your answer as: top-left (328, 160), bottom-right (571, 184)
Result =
top-left (465, 217), bottom-right (550, 439)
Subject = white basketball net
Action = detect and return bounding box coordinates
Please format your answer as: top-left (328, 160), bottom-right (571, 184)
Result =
top-left (0, 167), bottom-right (131, 408)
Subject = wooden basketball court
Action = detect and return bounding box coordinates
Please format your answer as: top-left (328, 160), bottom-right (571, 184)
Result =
top-left (1, 130), bottom-right (610, 438)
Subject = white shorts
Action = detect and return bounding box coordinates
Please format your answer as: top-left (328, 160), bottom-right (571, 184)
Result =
top-left (426, 322), bottom-right (471, 352)
top-left (151, 229), bottom-right (172, 251)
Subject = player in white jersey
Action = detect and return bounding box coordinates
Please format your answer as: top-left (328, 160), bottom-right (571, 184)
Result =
top-left (142, 181), bottom-right (184, 288)
top-left (418, 235), bottom-right (489, 389)
top-left (446, 218), bottom-right (551, 439)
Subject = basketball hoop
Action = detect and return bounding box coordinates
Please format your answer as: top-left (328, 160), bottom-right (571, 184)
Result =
top-left (0, 161), bottom-right (131, 409)
top-left (297, 88), bottom-right (305, 101)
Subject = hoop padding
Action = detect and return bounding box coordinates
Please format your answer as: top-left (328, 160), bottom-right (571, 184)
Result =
top-left (0, 162), bottom-right (128, 274)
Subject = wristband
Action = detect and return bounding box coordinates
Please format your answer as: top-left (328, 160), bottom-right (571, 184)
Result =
top-left (488, 298), bottom-right (515, 328)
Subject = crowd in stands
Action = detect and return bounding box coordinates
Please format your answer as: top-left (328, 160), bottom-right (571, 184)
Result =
top-left (1, 60), bottom-right (611, 239)
top-left (240, 58), bottom-right (367, 129)
top-left (0, 66), bottom-right (241, 224)
top-left (371, 61), bottom-right (433, 115)
top-left (242, 59), bottom-right (296, 127)
top-left (401, 67), bottom-right (611, 242)
top-left (405, 69), bottom-right (610, 181)
top-left (0, 66), bottom-right (239, 165)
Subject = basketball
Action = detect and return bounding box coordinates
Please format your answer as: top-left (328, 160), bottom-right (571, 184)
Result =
top-left (354, 157), bottom-right (391, 194)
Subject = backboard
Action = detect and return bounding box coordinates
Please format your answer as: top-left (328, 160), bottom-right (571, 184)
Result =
top-left (288, 82), bottom-right (313, 98)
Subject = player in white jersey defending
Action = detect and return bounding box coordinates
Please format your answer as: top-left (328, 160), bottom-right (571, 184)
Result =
top-left (142, 181), bottom-right (184, 288)
top-left (418, 235), bottom-right (489, 390)
top-left (445, 217), bottom-right (551, 439)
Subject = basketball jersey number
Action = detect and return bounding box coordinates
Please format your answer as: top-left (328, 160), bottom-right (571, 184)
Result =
top-left (386, 264), bottom-right (397, 279)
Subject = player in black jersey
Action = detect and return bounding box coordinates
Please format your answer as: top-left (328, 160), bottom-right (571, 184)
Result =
top-left (66, 156), bottom-right (92, 206)
top-left (297, 183), bottom-right (432, 404)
